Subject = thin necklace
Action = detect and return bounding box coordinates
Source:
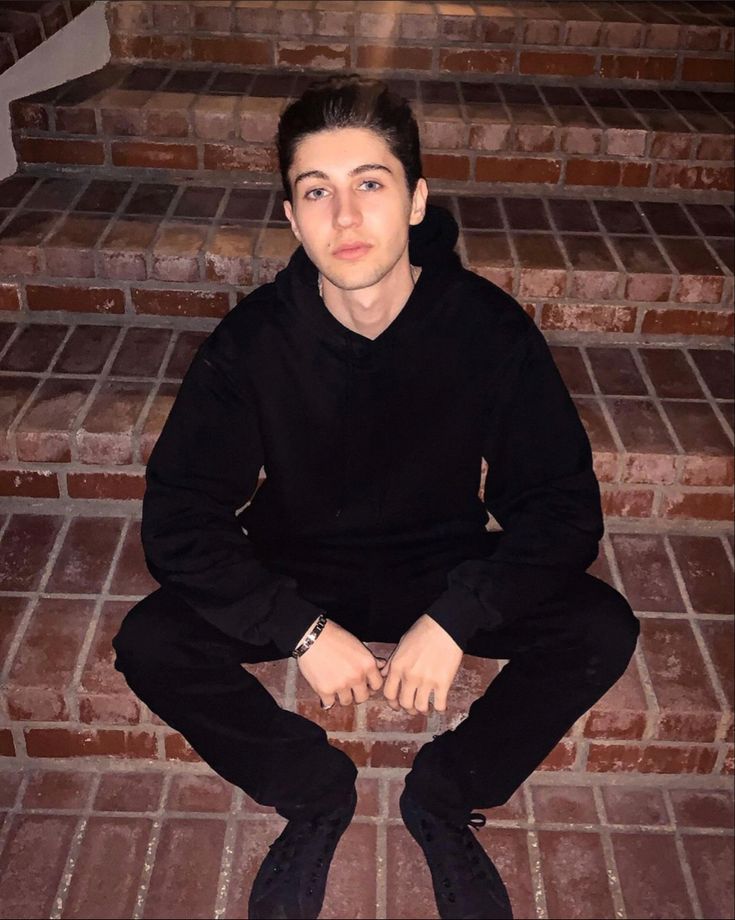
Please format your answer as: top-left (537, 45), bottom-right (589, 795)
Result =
top-left (318, 264), bottom-right (420, 300)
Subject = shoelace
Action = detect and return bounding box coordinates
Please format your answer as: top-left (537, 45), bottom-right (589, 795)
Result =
top-left (419, 810), bottom-right (491, 896)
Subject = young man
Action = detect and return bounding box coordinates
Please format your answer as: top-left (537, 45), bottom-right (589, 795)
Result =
top-left (112, 75), bottom-right (639, 920)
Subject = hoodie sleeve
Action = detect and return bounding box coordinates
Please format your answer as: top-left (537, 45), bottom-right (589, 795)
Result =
top-left (140, 330), bottom-right (324, 657)
top-left (424, 317), bottom-right (604, 652)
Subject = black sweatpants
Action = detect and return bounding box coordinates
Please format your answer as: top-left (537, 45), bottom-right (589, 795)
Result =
top-left (112, 532), bottom-right (639, 826)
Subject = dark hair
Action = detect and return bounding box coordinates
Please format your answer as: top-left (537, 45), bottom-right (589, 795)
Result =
top-left (276, 73), bottom-right (423, 205)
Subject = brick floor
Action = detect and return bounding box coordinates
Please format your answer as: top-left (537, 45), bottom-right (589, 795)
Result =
top-left (0, 767), bottom-right (731, 919)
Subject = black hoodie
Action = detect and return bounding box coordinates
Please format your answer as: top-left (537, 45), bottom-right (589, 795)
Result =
top-left (141, 203), bottom-right (604, 656)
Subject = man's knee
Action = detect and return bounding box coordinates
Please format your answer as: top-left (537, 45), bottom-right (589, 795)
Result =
top-left (575, 575), bottom-right (640, 687)
top-left (112, 588), bottom-right (170, 674)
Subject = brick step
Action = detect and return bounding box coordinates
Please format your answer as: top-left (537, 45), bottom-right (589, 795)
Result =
top-left (0, 0), bottom-right (93, 75)
top-left (0, 173), bottom-right (732, 341)
top-left (0, 322), bottom-right (732, 522)
top-left (11, 63), bottom-right (734, 195)
top-left (0, 769), bottom-right (732, 920)
top-left (0, 506), bottom-right (732, 780)
top-left (105, 0), bottom-right (735, 89)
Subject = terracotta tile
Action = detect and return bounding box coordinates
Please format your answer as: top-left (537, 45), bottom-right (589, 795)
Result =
top-left (25, 177), bottom-right (85, 210)
top-left (166, 774), bottom-right (233, 813)
top-left (110, 326), bottom-right (172, 377)
top-left (611, 831), bottom-right (694, 919)
top-left (0, 174), bottom-right (37, 208)
top-left (670, 789), bottom-right (734, 828)
top-left (481, 827), bottom-right (537, 920)
top-left (668, 535), bottom-right (734, 616)
top-left (222, 187), bottom-right (270, 221)
top-left (53, 324), bottom-right (121, 374)
top-left (0, 323), bottom-right (68, 372)
top-left (457, 195), bottom-right (503, 230)
top-left (549, 346), bottom-right (593, 394)
top-left (15, 377), bottom-right (94, 462)
top-left (594, 200), bottom-right (647, 235)
top-left (0, 596), bottom-right (28, 674)
top-left (21, 769), bottom-right (93, 809)
top-left (0, 375), bottom-right (38, 457)
top-left (659, 235), bottom-right (725, 278)
top-left (689, 349), bottom-right (734, 400)
top-left (93, 771), bottom-right (164, 812)
top-left (587, 347), bottom-right (647, 395)
top-left (638, 202), bottom-right (698, 236)
top-left (0, 814), bottom-right (78, 919)
top-left (639, 348), bottom-right (704, 399)
top-left (45, 214), bottom-right (112, 278)
top-left (662, 400), bottom-right (732, 455)
top-left (99, 217), bottom-right (160, 280)
top-left (123, 182), bottom-right (177, 216)
top-left (606, 399), bottom-right (676, 453)
top-left (685, 203), bottom-right (733, 237)
top-left (151, 223), bottom-right (207, 282)
top-left (698, 620), bottom-right (734, 709)
top-left (502, 197), bottom-right (550, 230)
top-left (142, 818), bottom-right (226, 917)
top-left (62, 815), bottom-right (153, 919)
top-left (74, 179), bottom-right (131, 213)
top-left (46, 516), bottom-right (125, 594)
top-left (682, 834), bottom-right (734, 920)
top-left (601, 786), bottom-right (668, 825)
top-left (574, 397), bottom-right (616, 451)
top-left (173, 186), bottom-right (225, 218)
top-left (610, 533), bottom-right (685, 612)
top-left (548, 198), bottom-right (598, 232)
top-left (0, 514), bottom-right (64, 591)
top-left (537, 829), bottom-right (615, 919)
top-left (531, 785), bottom-right (597, 824)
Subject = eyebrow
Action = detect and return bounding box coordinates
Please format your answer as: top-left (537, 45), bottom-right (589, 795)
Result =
top-left (293, 163), bottom-right (393, 188)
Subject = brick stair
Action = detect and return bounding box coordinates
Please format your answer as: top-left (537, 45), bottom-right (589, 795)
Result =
top-left (0, 0), bottom-right (732, 885)
top-left (11, 63), bottom-right (734, 194)
top-left (0, 0), bottom-right (93, 75)
top-left (106, 0), bottom-right (735, 88)
top-left (1, 173), bottom-right (733, 339)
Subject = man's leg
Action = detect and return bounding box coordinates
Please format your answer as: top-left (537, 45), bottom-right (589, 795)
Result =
top-left (403, 571), bottom-right (640, 825)
top-left (112, 586), bottom-right (357, 822)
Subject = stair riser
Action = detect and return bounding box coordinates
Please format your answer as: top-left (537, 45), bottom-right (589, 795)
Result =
top-left (105, 1), bottom-right (735, 88)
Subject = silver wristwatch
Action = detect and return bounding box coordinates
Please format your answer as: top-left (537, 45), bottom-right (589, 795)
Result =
top-left (291, 613), bottom-right (328, 658)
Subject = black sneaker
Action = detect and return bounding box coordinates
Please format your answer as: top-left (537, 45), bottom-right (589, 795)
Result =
top-left (248, 785), bottom-right (357, 919)
top-left (399, 787), bottom-right (513, 920)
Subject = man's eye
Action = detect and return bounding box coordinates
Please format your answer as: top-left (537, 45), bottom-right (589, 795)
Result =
top-left (304, 180), bottom-right (382, 200)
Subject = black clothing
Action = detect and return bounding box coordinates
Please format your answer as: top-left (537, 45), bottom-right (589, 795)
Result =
top-left (112, 563), bottom-right (639, 826)
top-left (140, 203), bottom-right (604, 656)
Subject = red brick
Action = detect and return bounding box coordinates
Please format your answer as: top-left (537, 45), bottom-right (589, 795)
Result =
top-left (566, 159), bottom-right (621, 186)
top-left (600, 54), bottom-right (677, 81)
top-left (357, 45), bottom-right (434, 70)
top-left (190, 36), bottom-right (271, 65)
top-left (601, 488), bottom-right (655, 518)
top-left (0, 814), bottom-right (77, 918)
top-left (537, 830), bottom-right (614, 918)
top-left (16, 136), bottom-right (104, 166)
top-left (642, 308), bottom-right (733, 337)
top-left (26, 284), bottom-right (125, 314)
top-left (0, 285), bottom-right (20, 311)
top-left (0, 470), bottom-right (59, 498)
top-left (683, 834), bottom-right (735, 920)
top-left (661, 490), bottom-right (734, 522)
top-left (682, 57), bottom-right (735, 83)
top-left (202, 142), bottom-right (275, 172)
top-left (587, 742), bottom-right (718, 774)
top-left (279, 42), bottom-right (351, 69)
top-left (111, 141), bottom-right (197, 170)
top-left (0, 514), bottom-right (64, 591)
top-left (67, 471), bottom-right (145, 500)
top-left (77, 380), bottom-right (151, 465)
top-left (541, 304), bottom-right (636, 333)
top-left (438, 47), bottom-right (513, 75)
top-left (476, 156), bottom-right (561, 184)
top-left (0, 729), bottom-right (16, 756)
top-left (422, 153), bottom-right (471, 182)
top-left (612, 833), bottom-right (695, 918)
top-left (109, 33), bottom-right (189, 61)
top-left (520, 51), bottom-right (595, 77)
top-left (24, 727), bottom-right (157, 758)
top-left (132, 287), bottom-right (229, 318)
top-left (62, 815), bottom-right (152, 919)
top-left (47, 517), bottom-right (125, 594)
top-left (21, 770), bottom-right (93, 809)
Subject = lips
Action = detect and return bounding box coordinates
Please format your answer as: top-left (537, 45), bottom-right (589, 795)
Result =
top-left (333, 243), bottom-right (372, 259)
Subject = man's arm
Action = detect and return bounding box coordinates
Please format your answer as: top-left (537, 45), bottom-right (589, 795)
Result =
top-left (424, 316), bottom-right (604, 652)
top-left (140, 325), bottom-right (324, 657)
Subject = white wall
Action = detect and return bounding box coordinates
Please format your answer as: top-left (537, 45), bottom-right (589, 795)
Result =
top-left (0, 0), bottom-right (111, 180)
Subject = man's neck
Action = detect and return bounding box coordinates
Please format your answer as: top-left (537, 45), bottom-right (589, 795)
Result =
top-left (319, 263), bottom-right (422, 341)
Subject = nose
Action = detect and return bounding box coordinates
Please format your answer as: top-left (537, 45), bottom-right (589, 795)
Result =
top-left (333, 190), bottom-right (362, 228)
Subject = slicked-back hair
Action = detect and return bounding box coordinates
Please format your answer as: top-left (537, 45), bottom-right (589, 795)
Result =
top-left (276, 73), bottom-right (423, 206)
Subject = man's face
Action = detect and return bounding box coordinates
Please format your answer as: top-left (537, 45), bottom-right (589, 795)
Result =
top-left (282, 126), bottom-right (427, 292)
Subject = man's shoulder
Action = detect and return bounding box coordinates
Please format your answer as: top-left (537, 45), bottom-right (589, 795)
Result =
top-left (453, 266), bottom-right (533, 345)
top-left (201, 282), bottom-right (279, 352)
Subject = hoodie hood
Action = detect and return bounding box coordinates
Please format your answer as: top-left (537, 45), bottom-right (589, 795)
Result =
top-left (274, 202), bottom-right (464, 351)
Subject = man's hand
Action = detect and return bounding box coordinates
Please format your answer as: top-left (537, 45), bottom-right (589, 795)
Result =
top-left (379, 614), bottom-right (463, 715)
top-left (296, 619), bottom-right (387, 708)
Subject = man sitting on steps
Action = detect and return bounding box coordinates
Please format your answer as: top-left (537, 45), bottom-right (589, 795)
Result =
top-left (112, 73), bottom-right (640, 920)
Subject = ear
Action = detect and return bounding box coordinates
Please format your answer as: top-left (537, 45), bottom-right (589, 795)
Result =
top-left (283, 199), bottom-right (302, 242)
top-left (409, 177), bottom-right (428, 226)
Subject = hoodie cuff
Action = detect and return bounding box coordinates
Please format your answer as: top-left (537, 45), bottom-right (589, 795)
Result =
top-left (424, 585), bottom-right (495, 653)
top-left (266, 591), bottom-right (326, 657)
